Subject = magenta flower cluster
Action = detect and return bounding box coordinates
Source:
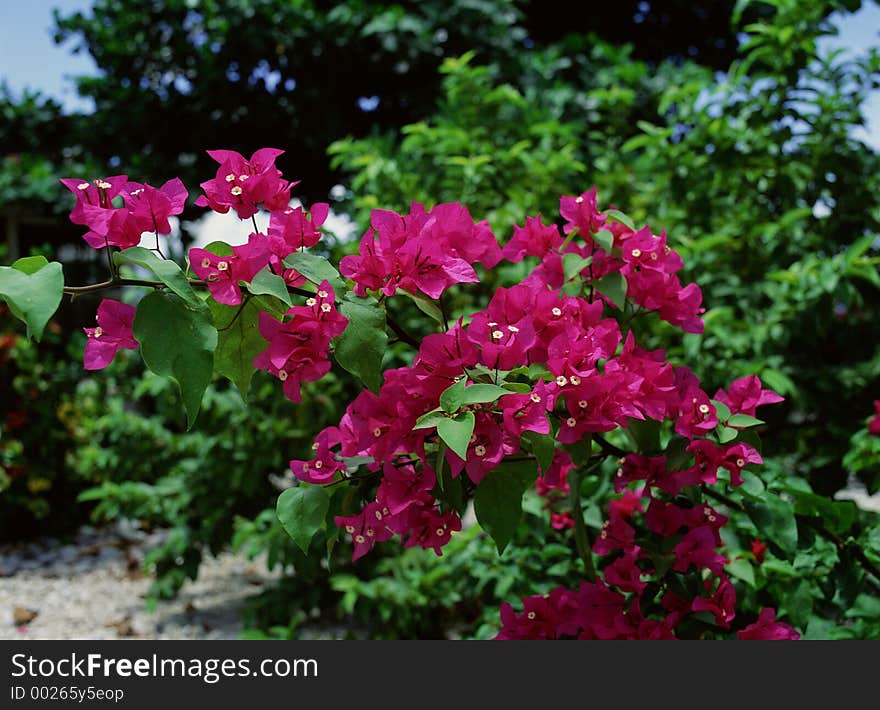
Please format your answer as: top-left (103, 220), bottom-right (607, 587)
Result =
top-left (62, 148), bottom-right (801, 640)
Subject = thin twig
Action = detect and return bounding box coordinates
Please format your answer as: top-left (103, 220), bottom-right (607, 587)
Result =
top-left (386, 314), bottom-right (420, 349)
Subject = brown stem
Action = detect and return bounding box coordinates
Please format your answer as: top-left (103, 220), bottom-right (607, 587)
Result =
top-left (593, 433), bottom-right (629, 458)
top-left (63, 271), bottom-right (420, 349)
top-left (386, 314), bottom-right (420, 349)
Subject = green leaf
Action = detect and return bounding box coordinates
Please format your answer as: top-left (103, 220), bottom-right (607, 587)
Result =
top-left (665, 437), bottom-right (691, 470)
top-left (710, 399), bottom-right (732, 422)
top-left (562, 253), bottom-right (592, 281)
top-left (437, 463), bottom-right (465, 516)
top-left (413, 409), bottom-right (447, 430)
top-left (474, 459), bottom-right (539, 553)
top-left (523, 431), bottom-right (555, 474)
top-left (439, 377), bottom-right (467, 413)
top-left (246, 269), bottom-right (292, 308)
top-left (133, 292), bottom-right (217, 429)
top-left (759, 368), bottom-right (796, 397)
top-left (276, 486), bottom-right (329, 554)
top-left (501, 382), bottom-right (532, 393)
top-left (728, 414), bottom-right (764, 428)
top-left (396, 289), bottom-right (444, 324)
top-left (604, 209), bottom-right (636, 230)
top-left (0, 259), bottom-right (64, 341)
top-left (437, 411), bottom-right (475, 460)
top-left (725, 557), bottom-right (756, 587)
top-left (201, 241), bottom-right (234, 256)
top-left (462, 383), bottom-right (511, 405)
top-left (284, 252), bottom-right (346, 293)
top-left (115, 246), bottom-right (201, 308)
top-left (787, 489), bottom-right (857, 536)
top-left (10, 255), bottom-right (49, 275)
top-left (744, 494), bottom-right (798, 558)
top-left (740, 471), bottom-right (765, 497)
top-left (718, 426), bottom-right (739, 444)
top-left (208, 298), bottom-right (267, 398)
top-left (595, 272), bottom-right (627, 309)
top-left (333, 295), bottom-right (387, 392)
top-left (593, 230), bottom-right (614, 253)
top-left (626, 417), bottom-right (660, 454)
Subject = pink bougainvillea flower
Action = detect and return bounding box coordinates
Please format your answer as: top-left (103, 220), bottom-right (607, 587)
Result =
top-left (500, 381), bottom-right (552, 438)
top-left (713, 375), bottom-right (783, 418)
top-left (80, 208), bottom-right (144, 250)
top-left (267, 202), bottom-right (329, 254)
top-left (502, 214), bottom-right (563, 263)
top-left (674, 386), bottom-right (718, 439)
top-left (559, 187), bottom-right (607, 236)
top-left (252, 281), bottom-right (348, 402)
top-left (290, 427), bottom-right (346, 484)
top-left (123, 178), bottom-right (188, 235)
top-left (691, 576), bottom-right (737, 628)
top-left (59, 175), bottom-right (141, 249)
top-left (750, 539), bottom-right (768, 564)
top-left (339, 201), bottom-right (499, 300)
top-left (737, 608), bottom-right (800, 640)
top-left (869, 401), bottom-right (880, 435)
top-left (188, 235), bottom-right (272, 306)
top-left (59, 175), bottom-right (129, 225)
top-left (335, 502), bottom-right (395, 561)
top-left (195, 148), bottom-right (294, 219)
top-left (446, 411), bottom-right (514, 485)
top-left (83, 299), bottom-right (138, 370)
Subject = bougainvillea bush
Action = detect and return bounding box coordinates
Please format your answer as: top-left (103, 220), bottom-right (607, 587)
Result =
top-left (3, 148), bottom-right (878, 639)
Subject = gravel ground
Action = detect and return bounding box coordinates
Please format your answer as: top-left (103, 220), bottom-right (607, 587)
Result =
top-left (0, 523), bottom-right (280, 640)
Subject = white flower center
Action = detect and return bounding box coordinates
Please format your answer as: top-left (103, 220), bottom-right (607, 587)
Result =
top-left (320, 303), bottom-right (332, 313)
top-left (555, 376), bottom-right (568, 386)
top-left (225, 173), bottom-right (236, 182)
top-left (77, 182), bottom-right (90, 190)
top-left (551, 307), bottom-right (562, 316)
top-left (306, 298), bottom-right (317, 307)
top-left (474, 445), bottom-right (487, 457)
top-left (217, 261), bottom-right (229, 271)
top-left (318, 290), bottom-right (328, 298)
top-left (278, 369), bottom-right (288, 381)
top-left (230, 186), bottom-right (243, 195)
